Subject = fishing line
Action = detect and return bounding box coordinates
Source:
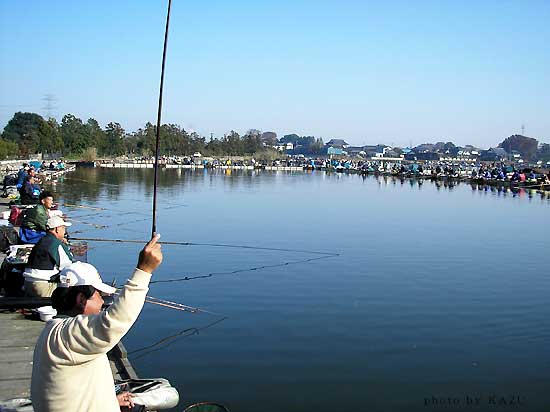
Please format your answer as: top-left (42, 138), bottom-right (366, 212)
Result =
top-left (89, 197), bottom-right (189, 210)
top-left (69, 237), bottom-right (340, 256)
top-left (113, 217), bottom-right (154, 228)
top-left (60, 203), bottom-right (107, 211)
top-left (128, 316), bottom-right (227, 361)
top-left (68, 219), bottom-right (108, 229)
top-left (71, 221), bottom-right (150, 236)
top-left (62, 206), bottom-right (149, 221)
top-left (69, 211), bottom-right (173, 235)
top-left (149, 254), bottom-right (338, 284)
top-left (61, 176), bottom-right (121, 188)
top-left (68, 237), bottom-right (340, 282)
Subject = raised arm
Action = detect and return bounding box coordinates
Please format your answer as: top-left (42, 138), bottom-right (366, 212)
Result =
top-left (54, 234), bottom-right (163, 364)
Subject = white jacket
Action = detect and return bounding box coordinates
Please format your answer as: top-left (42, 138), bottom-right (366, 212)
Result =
top-left (31, 268), bottom-right (151, 412)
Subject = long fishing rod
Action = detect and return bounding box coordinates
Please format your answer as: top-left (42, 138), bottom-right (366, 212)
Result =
top-left (105, 289), bottom-right (223, 316)
top-left (145, 295), bottom-right (223, 317)
top-left (152, 0), bottom-right (172, 236)
top-left (69, 236), bottom-right (340, 256)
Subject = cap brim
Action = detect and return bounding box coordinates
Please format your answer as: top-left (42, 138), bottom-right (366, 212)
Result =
top-left (64, 221), bottom-right (72, 227)
top-left (93, 282), bottom-right (116, 295)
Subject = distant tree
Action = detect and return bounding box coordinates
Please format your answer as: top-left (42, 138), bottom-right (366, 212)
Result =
top-left (2, 112), bottom-right (45, 155)
top-left (413, 143), bottom-right (435, 153)
top-left (205, 136), bottom-right (223, 156)
top-left (392, 147), bottom-right (403, 156)
top-left (123, 133), bottom-right (141, 155)
top-left (60, 114), bottom-right (89, 154)
top-left (190, 133), bottom-right (206, 154)
top-left (255, 147), bottom-right (281, 161)
top-left (222, 131), bottom-right (243, 155)
top-left (86, 118), bottom-right (107, 155)
top-left (246, 129), bottom-right (261, 138)
top-left (260, 131), bottom-right (278, 145)
top-left (160, 124), bottom-right (185, 154)
top-left (0, 138), bottom-right (19, 159)
top-left (280, 134), bottom-right (300, 144)
top-left (310, 137), bottom-right (324, 154)
top-left (134, 122), bottom-right (157, 155)
top-left (443, 142), bottom-right (455, 151)
top-left (38, 118), bottom-right (63, 154)
top-left (536, 143), bottom-right (550, 162)
top-left (244, 130), bottom-right (263, 154)
top-left (432, 142), bottom-right (446, 152)
top-left (498, 135), bottom-right (539, 160)
top-left (105, 122), bottom-right (126, 156)
top-left (299, 136), bottom-right (315, 147)
top-left (81, 147), bottom-right (98, 162)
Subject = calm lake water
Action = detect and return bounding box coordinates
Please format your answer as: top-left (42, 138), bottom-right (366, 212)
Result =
top-left (55, 167), bottom-right (550, 412)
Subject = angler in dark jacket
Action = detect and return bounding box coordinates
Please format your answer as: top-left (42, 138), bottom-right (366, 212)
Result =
top-left (19, 175), bottom-right (40, 205)
top-left (23, 216), bottom-right (75, 297)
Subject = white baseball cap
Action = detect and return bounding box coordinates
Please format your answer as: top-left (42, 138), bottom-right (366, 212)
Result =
top-left (57, 262), bottom-right (116, 294)
top-left (46, 215), bottom-right (72, 230)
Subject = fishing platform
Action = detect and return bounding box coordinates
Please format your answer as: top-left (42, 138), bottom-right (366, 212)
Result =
top-left (0, 308), bottom-right (138, 401)
top-left (0, 197), bottom-right (139, 403)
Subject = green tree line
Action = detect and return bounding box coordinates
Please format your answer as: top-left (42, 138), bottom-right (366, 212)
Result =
top-left (0, 112), bottom-right (270, 159)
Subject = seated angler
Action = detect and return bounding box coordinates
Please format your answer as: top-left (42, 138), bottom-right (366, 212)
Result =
top-left (19, 191), bottom-right (56, 244)
top-left (16, 163), bottom-right (29, 189)
top-left (22, 216), bottom-right (75, 297)
top-left (19, 175), bottom-right (41, 205)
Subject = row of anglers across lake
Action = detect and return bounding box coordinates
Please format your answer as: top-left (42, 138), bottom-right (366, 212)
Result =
top-left (99, 156), bottom-right (550, 190)
top-left (375, 173), bottom-right (550, 201)
top-left (0, 162), bottom-right (201, 411)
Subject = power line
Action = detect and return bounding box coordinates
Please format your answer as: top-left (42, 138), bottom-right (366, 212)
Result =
top-left (41, 94), bottom-right (57, 118)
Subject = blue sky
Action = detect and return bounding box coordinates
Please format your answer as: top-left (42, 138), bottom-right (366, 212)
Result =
top-left (1, 0), bottom-right (549, 147)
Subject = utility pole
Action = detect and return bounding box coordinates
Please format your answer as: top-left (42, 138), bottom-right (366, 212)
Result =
top-left (41, 94), bottom-right (57, 119)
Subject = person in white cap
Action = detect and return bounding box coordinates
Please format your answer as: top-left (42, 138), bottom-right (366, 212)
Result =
top-left (31, 234), bottom-right (163, 412)
top-left (22, 215), bottom-right (75, 297)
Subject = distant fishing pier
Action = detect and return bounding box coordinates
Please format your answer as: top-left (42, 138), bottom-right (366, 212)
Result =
top-left (97, 161), bottom-right (306, 172)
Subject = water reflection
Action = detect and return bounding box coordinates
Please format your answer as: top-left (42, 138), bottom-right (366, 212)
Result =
top-left (53, 167), bottom-right (550, 210)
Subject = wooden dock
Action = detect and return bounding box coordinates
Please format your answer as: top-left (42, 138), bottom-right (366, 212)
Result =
top-left (0, 311), bottom-right (44, 400)
top-left (0, 310), bottom-right (139, 401)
